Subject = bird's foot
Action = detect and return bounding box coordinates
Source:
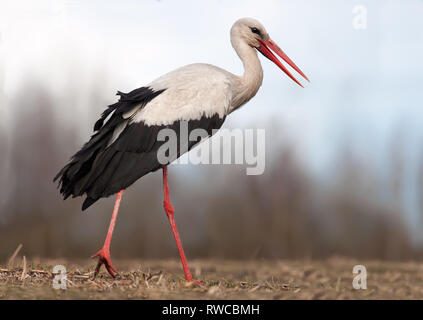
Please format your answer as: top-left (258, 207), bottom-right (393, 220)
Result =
top-left (91, 247), bottom-right (119, 278)
top-left (185, 277), bottom-right (203, 286)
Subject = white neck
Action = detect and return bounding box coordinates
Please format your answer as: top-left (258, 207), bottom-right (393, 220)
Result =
top-left (230, 38), bottom-right (263, 111)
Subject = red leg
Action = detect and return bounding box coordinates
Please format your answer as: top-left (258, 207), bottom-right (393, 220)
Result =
top-left (92, 190), bottom-right (124, 278)
top-left (162, 166), bottom-right (196, 282)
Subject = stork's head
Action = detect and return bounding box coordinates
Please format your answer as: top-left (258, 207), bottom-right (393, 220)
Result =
top-left (231, 17), bottom-right (309, 87)
top-left (230, 17), bottom-right (269, 48)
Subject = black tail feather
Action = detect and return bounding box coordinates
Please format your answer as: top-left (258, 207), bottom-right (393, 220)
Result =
top-left (82, 197), bottom-right (98, 211)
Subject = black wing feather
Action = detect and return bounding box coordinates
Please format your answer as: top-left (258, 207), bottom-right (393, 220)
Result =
top-left (54, 87), bottom-right (165, 202)
top-left (54, 86), bottom-right (225, 211)
top-left (93, 88), bottom-right (165, 131)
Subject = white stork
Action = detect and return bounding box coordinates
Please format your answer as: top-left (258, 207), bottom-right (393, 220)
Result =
top-left (54, 17), bottom-right (309, 282)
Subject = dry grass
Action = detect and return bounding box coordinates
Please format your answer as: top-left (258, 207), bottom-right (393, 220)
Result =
top-left (1, 257), bottom-right (423, 299)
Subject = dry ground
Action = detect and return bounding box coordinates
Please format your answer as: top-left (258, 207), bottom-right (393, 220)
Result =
top-left (1, 257), bottom-right (423, 299)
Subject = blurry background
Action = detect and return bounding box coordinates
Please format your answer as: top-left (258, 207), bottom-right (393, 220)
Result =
top-left (0, 0), bottom-right (422, 262)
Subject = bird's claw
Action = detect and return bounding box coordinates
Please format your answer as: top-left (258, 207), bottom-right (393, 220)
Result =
top-left (92, 248), bottom-right (119, 278)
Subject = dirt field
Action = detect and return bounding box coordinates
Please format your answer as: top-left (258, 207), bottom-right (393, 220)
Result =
top-left (1, 257), bottom-right (423, 299)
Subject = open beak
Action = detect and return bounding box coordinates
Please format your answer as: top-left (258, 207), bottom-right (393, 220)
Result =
top-left (256, 38), bottom-right (309, 87)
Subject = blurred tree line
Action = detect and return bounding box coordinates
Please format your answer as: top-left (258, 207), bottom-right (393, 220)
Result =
top-left (0, 79), bottom-right (421, 262)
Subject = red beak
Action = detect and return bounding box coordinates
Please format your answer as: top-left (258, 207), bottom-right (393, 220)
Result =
top-left (256, 38), bottom-right (309, 87)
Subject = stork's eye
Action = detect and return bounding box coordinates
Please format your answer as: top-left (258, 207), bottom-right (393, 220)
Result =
top-left (250, 27), bottom-right (261, 35)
